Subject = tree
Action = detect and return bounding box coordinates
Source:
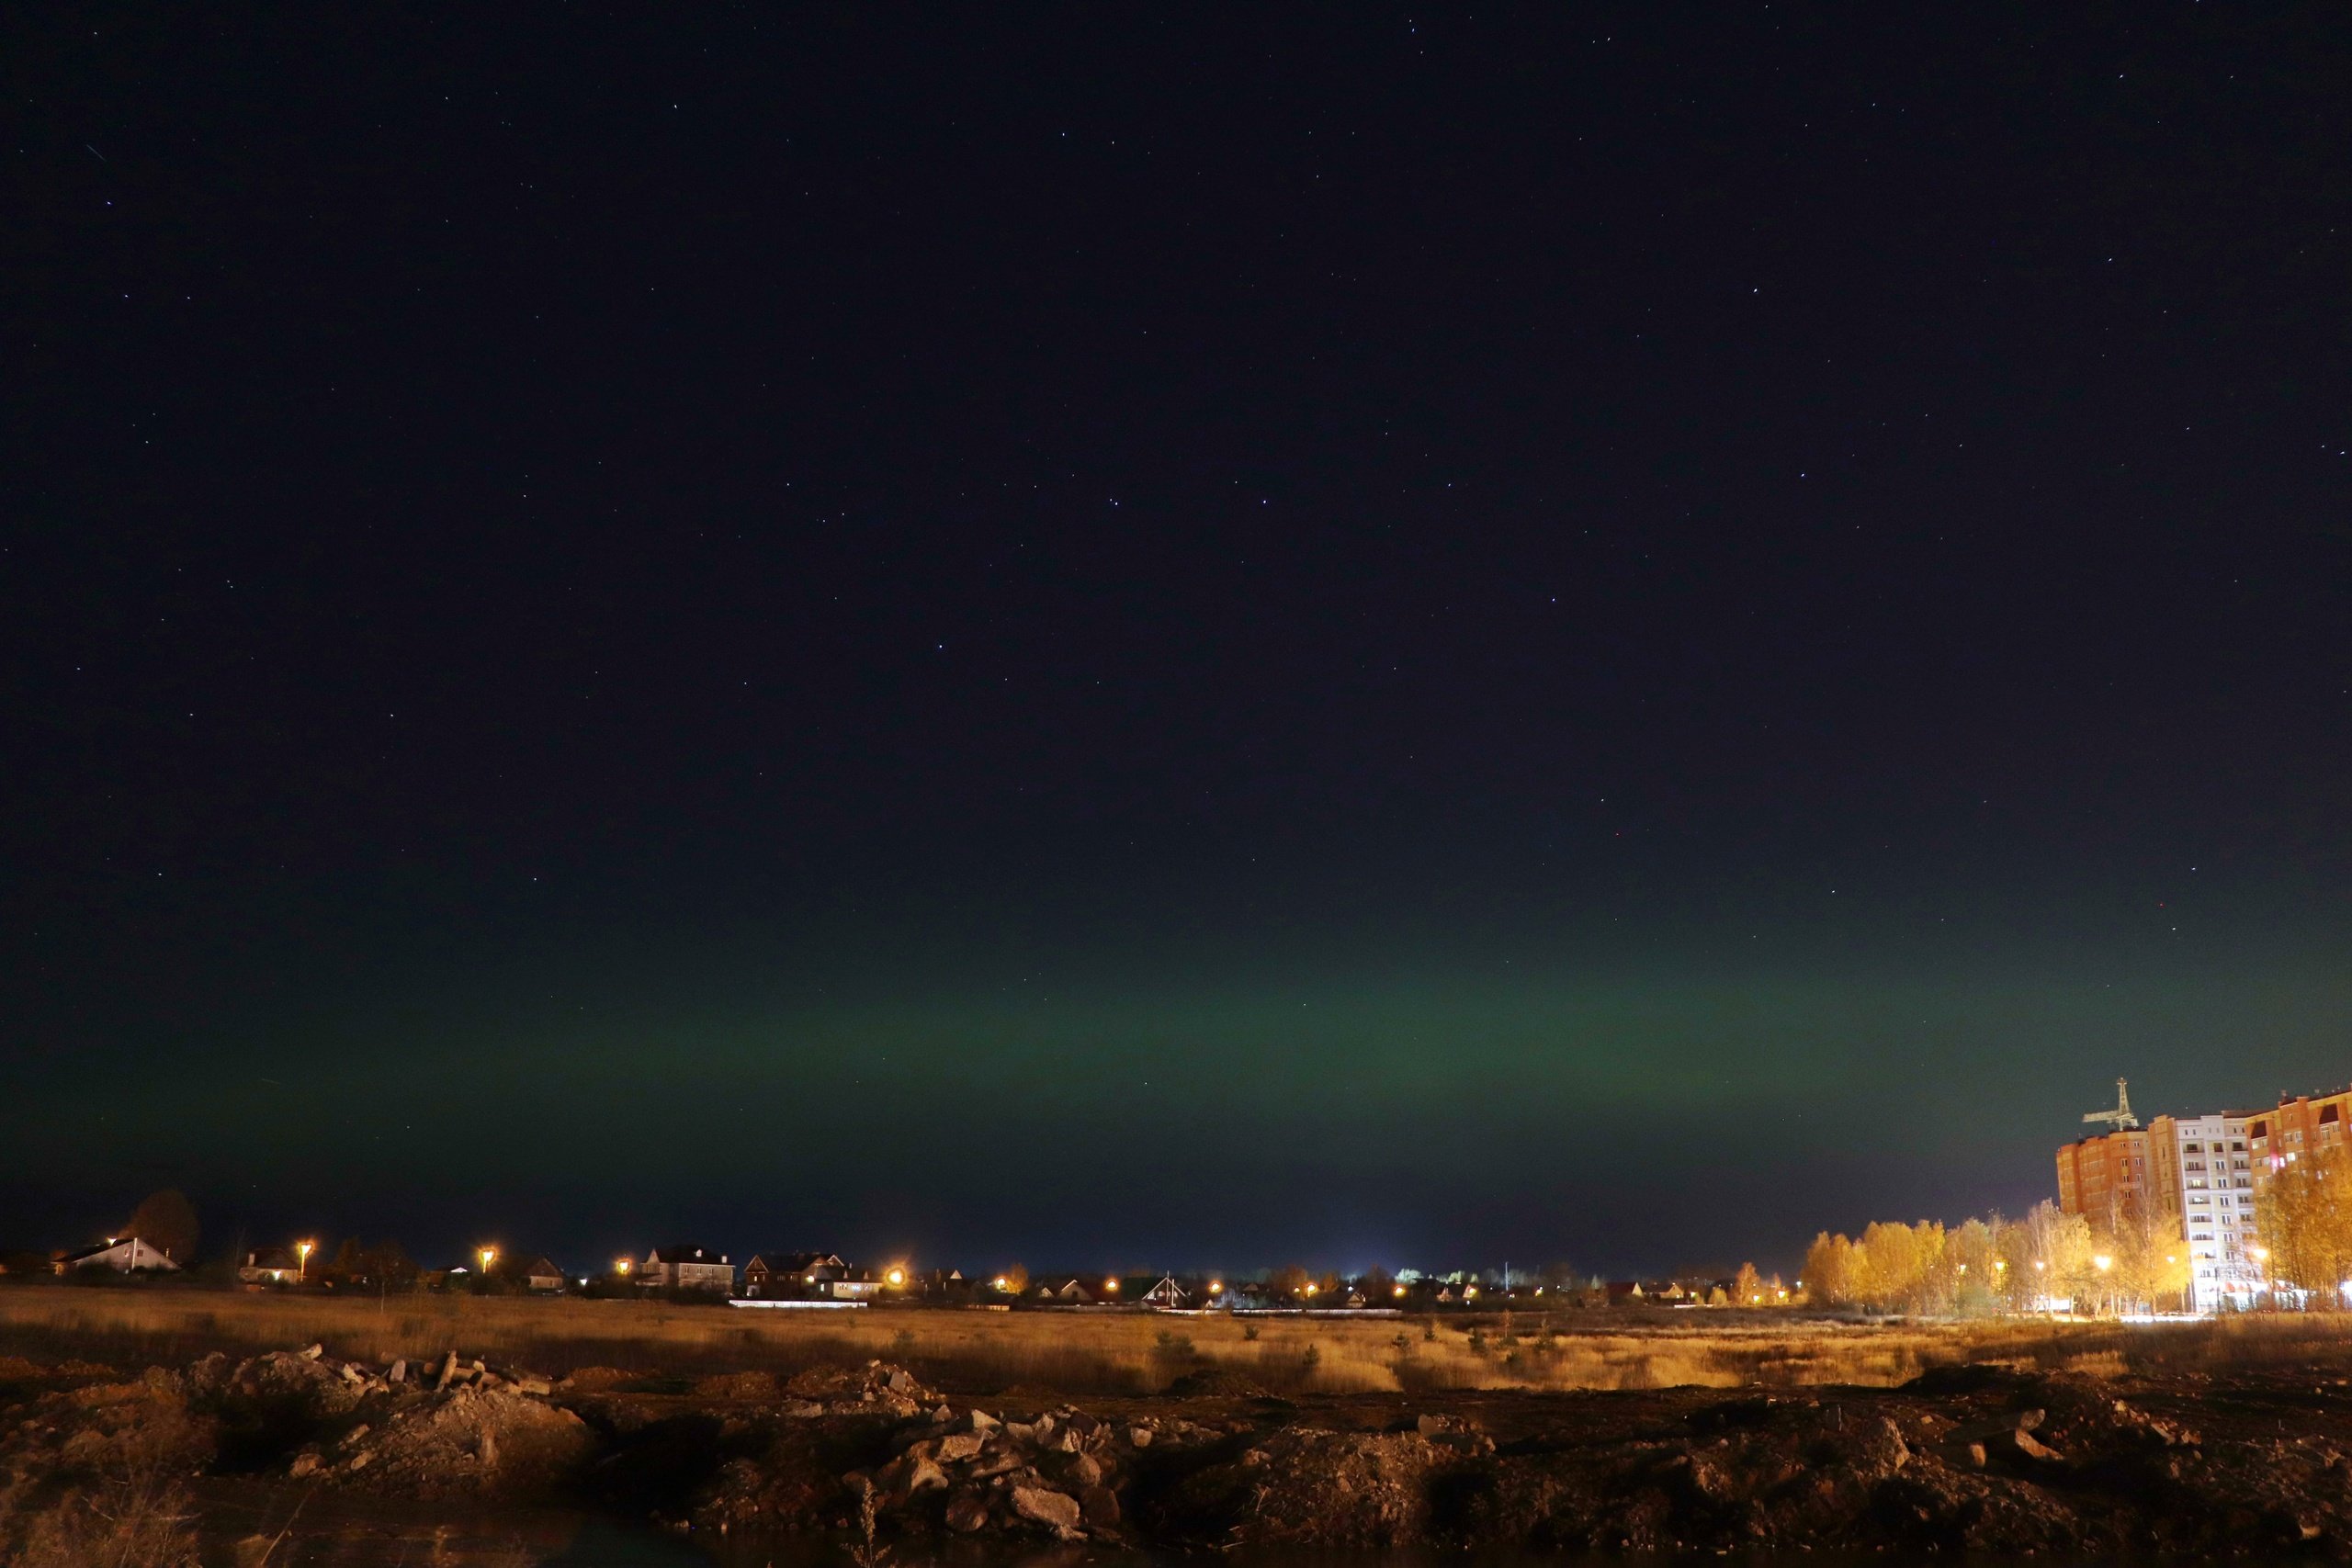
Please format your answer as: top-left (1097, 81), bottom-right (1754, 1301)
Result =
top-left (995, 1263), bottom-right (1030, 1295)
top-left (1268, 1264), bottom-right (1310, 1300)
top-left (1732, 1262), bottom-right (1765, 1305)
top-left (1803, 1232), bottom-right (1854, 1307)
top-left (122, 1190), bottom-right (199, 1263)
top-left (2257, 1152), bottom-right (2352, 1305)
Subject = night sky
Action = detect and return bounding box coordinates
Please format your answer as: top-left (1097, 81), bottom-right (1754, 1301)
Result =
top-left (7, 6), bottom-right (2350, 1280)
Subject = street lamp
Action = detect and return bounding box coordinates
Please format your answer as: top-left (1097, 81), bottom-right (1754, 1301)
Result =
top-left (886, 1267), bottom-right (907, 1289)
top-left (480, 1247), bottom-right (497, 1276)
top-left (296, 1240), bottom-right (313, 1283)
top-left (1104, 1277), bottom-right (1120, 1293)
top-left (2093, 1255), bottom-right (2112, 1271)
top-left (615, 1258), bottom-right (632, 1277)
top-left (1208, 1280), bottom-right (1224, 1295)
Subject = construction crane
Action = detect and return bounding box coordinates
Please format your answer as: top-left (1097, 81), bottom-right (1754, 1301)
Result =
top-left (2082, 1077), bottom-right (2139, 1132)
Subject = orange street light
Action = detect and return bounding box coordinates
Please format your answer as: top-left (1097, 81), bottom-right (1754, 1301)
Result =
top-left (2093, 1255), bottom-right (2113, 1272)
top-left (480, 1247), bottom-right (497, 1275)
top-left (886, 1267), bottom-right (907, 1288)
top-left (1104, 1277), bottom-right (1120, 1292)
top-left (614, 1258), bottom-right (632, 1276)
top-left (992, 1276), bottom-right (1011, 1291)
top-left (1208, 1280), bottom-right (1224, 1294)
top-left (1303, 1281), bottom-right (1317, 1296)
top-left (296, 1240), bottom-right (314, 1282)
top-left (1393, 1284), bottom-right (1408, 1297)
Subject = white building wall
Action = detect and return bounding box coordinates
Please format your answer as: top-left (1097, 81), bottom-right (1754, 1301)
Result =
top-left (2165, 1114), bottom-right (2262, 1312)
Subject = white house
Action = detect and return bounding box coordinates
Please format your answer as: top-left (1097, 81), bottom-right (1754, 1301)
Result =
top-left (58, 1237), bottom-right (182, 1276)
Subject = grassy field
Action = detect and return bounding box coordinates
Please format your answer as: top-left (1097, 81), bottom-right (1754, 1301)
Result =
top-left (6, 1287), bottom-right (2352, 1397)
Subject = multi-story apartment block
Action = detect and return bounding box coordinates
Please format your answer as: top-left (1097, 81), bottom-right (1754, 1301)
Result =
top-left (2146, 1112), bottom-right (2261, 1312)
top-left (2054, 1127), bottom-right (2151, 1225)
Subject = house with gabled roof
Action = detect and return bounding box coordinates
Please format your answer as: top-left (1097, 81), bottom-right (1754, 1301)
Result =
top-left (640, 1245), bottom-right (734, 1293)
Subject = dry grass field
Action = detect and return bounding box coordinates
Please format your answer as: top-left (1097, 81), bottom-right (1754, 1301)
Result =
top-left (8, 1285), bottom-right (2352, 1396)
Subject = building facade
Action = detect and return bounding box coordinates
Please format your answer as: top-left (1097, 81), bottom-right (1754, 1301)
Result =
top-left (2146, 1112), bottom-right (2261, 1312)
top-left (640, 1246), bottom-right (735, 1293)
top-left (2054, 1127), bottom-right (2151, 1225)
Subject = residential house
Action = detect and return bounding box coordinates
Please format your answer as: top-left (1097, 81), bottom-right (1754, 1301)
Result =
top-left (1138, 1273), bottom-right (1190, 1308)
top-left (514, 1256), bottom-right (566, 1292)
top-left (57, 1237), bottom-right (181, 1276)
top-left (1604, 1280), bottom-right (1645, 1305)
top-left (640, 1246), bottom-right (735, 1293)
top-left (743, 1252), bottom-right (848, 1298)
top-left (1035, 1278), bottom-right (1095, 1304)
top-left (240, 1247), bottom-right (305, 1284)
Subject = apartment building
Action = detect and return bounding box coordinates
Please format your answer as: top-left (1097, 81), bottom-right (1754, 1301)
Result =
top-left (2145, 1112), bottom-right (2261, 1312)
top-left (2054, 1127), bottom-right (2151, 1224)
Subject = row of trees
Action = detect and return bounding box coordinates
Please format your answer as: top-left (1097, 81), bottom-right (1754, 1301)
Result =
top-left (2254, 1151), bottom-right (2352, 1302)
top-left (1803, 1200), bottom-right (2192, 1315)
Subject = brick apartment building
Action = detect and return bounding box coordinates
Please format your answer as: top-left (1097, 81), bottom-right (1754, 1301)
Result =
top-left (2054, 1127), bottom-right (2151, 1225)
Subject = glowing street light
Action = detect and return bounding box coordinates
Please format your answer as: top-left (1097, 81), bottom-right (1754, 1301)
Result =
top-left (1463, 1284), bottom-right (1478, 1300)
top-left (296, 1240), bottom-right (314, 1282)
top-left (1393, 1283), bottom-right (1408, 1297)
top-left (886, 1267), bottom-right (907, 1289)
top-left (992, 1276), bottom-right (1011, 1292)
top-left (615, 1258), bottom-right (632, 1277)
top-left (1208, 1280), bottom-right (1224, 1294)
top-left (2093, 1255), bottom-right (2112, 1272)
top-left (1104, 1277), bottom-right (1120, 1293)
top-left (479, 1247), bottom-right (497, 1277)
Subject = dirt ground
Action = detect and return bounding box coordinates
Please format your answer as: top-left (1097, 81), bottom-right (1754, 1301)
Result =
top-left (8, 1334), bottom-right (2352, 1562)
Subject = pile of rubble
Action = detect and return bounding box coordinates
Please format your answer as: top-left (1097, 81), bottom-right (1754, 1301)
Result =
top-left (693, 1382), bottom-right (1225, 1545)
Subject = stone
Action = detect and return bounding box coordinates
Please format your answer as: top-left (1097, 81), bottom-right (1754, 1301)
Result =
top-left (944, 1493), bottom-right (989, 1532)
top-left (288, 1451), bottom-right (322, 1478)
top-left (1127, 1427), bottom-right (1153, 1448)
top-left (937, 1432), bottom-right (985, 1463)
top-left (1067, 1451), bottom-right (1102, 1487)
top-left (969, 1408), bottom-right (1000, 1431)
top-left (1080, 1483), bottom-right (1121, 1528)
top-left (902, 1458), bottom-right (949, 1495)
top-left (389, 1359), bottom-right (407, 1383)
top-left (433, 1351), bottom-right (459, 1390)
top-left (1012, 1485), bottom-right (1082, 1536)
top-left (300, 1344), bottom-right (324, 1360)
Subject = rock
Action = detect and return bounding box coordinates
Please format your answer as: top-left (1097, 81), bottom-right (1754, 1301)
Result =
top-left (1068, 1451), bottom-right (1102, 1487)
top-left (901, 1458), bottom-right (949, 1496)
top-left (433, 1352), bottom-right (459, 1391)
top-left (339, 1423), bottom-right (370, 1448)
top-left (2002, 1427), bottom-right (2065, 1465)
top-left (300, 1344), bottom-right (324, 1360)
top-left (937, 1432), bottom-right (985, 1463)
top-left (1012, 1484), bottom-right (1083, 1537)
top-left (389, 1359), bottom-right (407, 1384)
top-left (1127, 1427), bottom-right (1153, 1448)
top-left (970, 1409), bottom-right (999, 1432)
top-left (288, 1451), bottom-right (322, 1477)
top-left (887, 1370), bottom-right (915, 1393)
top-left (945, 1492), bottom-right (989, 1532)
top-left (1415, 1414), bottom-right (1446, 1438)
top-left (1080, 1483), bottom-right (1121, 1527)
top-left (514, 1378), bottom-right (552, 1397)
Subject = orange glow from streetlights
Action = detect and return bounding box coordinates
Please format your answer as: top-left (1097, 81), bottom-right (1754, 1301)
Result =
top-left (1393, 1283), bottom-right (1407, 1297)
top-left (296, 1240), bottom-right (313, 1282)
top-left (1103, 1277), bottom-right (1119, 1292)
top-left (614, 1258), bottom-right (631, 1276)
top-left (886, 1267), bottom-right (907, 1288)
top-left (479, 1247), bottom-right (497, 1274)
top-left (1208, 1280), bottom-right (1223, 1294)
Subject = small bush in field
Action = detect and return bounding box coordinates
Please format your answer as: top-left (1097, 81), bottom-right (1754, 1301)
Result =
top-left (890, 1329), bottom-right (916, 1359)
top-left (1241, 1322), bottom-right (1261, 1341)
top-left (1392, 1331), bottom-right (1414, 1356)
top-left (1152, 1329), bottom-right (1197, 1362)
top-left (1465, 1328), bottom-right (1487, 1357)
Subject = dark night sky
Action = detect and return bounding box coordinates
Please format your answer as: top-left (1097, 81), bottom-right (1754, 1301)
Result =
top-left (6, 5), bottom-right (2350, 1280)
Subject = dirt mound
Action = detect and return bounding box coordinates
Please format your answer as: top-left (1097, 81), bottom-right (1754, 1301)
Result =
top-left (1153, 1427), bottom-right (1453, 1546)
top-left (779, 1360), bottom-right (935, 1412)
top-left (1160, 1366), bottom-right (1274, 1399)
top-left (293, 1383), bottom-right (595, 1499)
top-left (693, 1370), bottom-right (781, 1401)
top-left (563, 1366), bottom-right (642, 1392)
